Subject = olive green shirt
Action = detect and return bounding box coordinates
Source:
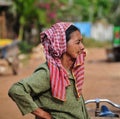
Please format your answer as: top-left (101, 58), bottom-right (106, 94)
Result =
top-left (8, 63), bottom-right (90, 119)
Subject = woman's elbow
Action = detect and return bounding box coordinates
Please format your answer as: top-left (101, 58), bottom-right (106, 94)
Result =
top-left (8, 84), bottom-right (19, 99)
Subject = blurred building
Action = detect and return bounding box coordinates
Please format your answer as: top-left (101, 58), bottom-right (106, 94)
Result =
top-left (74, 22), bottom-right (91, 38)
top-left (74, 20), bottom-right (113, 41)
top-left (91, 21), bottom-right (113, 41)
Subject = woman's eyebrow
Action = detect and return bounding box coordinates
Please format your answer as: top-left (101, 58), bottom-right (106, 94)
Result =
top-left (77, 38), bottom-right (83, 41)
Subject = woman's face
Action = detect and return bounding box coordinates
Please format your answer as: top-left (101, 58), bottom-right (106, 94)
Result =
top-left (66, 30), bottom-right (84, 59)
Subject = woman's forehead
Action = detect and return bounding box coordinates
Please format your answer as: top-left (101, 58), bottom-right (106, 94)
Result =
top-left (70, 30), bottom-right (82, 39)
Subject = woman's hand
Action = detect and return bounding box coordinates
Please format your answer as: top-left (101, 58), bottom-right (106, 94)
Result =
top-left (32, 108), bottom-right (52, 119)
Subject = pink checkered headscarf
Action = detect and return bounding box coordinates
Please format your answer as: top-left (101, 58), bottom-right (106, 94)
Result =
top-left (40, 22), bottom-right (85, 101)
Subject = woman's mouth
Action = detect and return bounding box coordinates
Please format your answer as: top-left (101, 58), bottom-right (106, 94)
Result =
top-left (78, 51), bottom-right (86, 57)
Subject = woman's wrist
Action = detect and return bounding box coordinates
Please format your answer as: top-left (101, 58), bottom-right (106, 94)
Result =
top-left (32, 108), bottom-right (51, 119)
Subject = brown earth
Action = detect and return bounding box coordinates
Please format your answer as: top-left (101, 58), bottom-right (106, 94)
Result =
top-left (0, 47), bottom-right (120, 119)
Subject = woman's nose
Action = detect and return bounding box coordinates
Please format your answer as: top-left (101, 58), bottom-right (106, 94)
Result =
top-left (80, 42), bottom-right (84, 50)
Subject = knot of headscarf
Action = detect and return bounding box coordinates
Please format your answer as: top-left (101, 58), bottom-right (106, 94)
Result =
top-left (40, 22), bottom-right (85, 101)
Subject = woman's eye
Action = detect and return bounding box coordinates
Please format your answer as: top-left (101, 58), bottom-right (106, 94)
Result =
top-left (76, 41), bottom-right (81, 44)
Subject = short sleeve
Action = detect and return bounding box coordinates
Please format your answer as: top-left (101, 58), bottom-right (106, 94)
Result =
top-left (8, 63), bottom-right (50, 115)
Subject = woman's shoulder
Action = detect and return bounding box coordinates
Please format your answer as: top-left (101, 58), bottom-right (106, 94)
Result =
top-left (34, 62), bottom-right (49, 73)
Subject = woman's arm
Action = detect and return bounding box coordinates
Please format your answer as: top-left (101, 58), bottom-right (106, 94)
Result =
top-left (32, 108), bottom-right (52, 119)
top-left (8, 66), bottom-right (50, 115)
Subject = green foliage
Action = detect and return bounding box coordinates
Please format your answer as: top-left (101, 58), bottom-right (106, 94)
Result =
top-left (56, 0), bottom-right (113, 22)
top-left (9, 0), bottom-right (120, 46)
top-left (13, 0), bottom-right (38, 25)
top-left (11, 0), bottom-right (120, 27)
top-left (37, 10), bottom-right (47, 25)
top-left (108, 0), bottom-right (120, 25)
top-left (12, 0), bottom-right (41, 39)
top-left (18, 41), bottom-right (33, 54)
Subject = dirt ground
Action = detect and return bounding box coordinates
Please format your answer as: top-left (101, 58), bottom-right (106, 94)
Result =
top-left (0, 48), bottom-right (120, 119)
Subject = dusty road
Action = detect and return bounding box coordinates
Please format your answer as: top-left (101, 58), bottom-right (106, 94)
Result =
top-left (0, 48), bottom-right (120, 119)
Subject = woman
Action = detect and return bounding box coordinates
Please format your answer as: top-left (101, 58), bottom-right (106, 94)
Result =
top-left (8, 22), bottom-right (90, 119)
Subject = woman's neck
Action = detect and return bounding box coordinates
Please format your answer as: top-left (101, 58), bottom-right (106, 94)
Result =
top-left (61, 54), bottom-right (75, 71)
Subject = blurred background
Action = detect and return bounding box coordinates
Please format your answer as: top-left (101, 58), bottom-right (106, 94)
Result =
top-left (0, 0), bottom-right (120, 119)
top-left (0, 0), bottom-right (120, 74)
top-left (0, 0), bottom-right (120, 60)
top-left (0, 0), bottom-right (120, 45)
